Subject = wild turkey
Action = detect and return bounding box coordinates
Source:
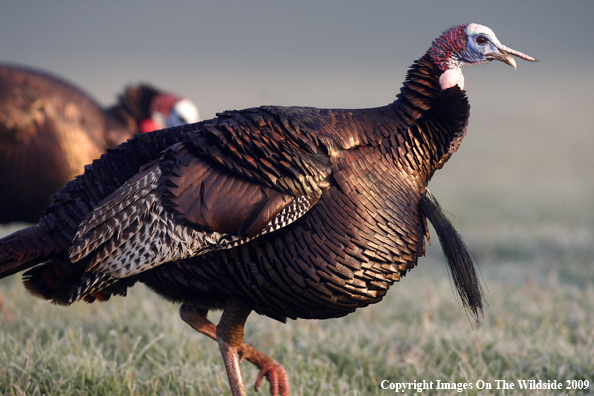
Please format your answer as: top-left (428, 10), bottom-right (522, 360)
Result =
top-left (0, 24), bottom-right (533, 395)
top-left (0, 64), bottom-right (199, 224)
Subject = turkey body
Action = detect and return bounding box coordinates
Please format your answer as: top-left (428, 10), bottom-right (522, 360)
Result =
top-left (19, 56), bottom-right (466, 320)
top-left (0, 64), bottom-right (198, 224)
top-left (0, 24), bottom-right (534, 396)
top-left (138, 99), bottom-right (447, 322)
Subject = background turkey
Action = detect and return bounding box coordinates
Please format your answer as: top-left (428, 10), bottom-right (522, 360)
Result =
top-left (0, 64), bottom-right (200, 224)
top-left (0, 24), bottom-right (533, 396)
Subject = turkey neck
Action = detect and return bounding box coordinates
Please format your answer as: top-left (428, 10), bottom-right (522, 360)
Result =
top-left (333, 53), bottom-right (470, 185)
top-left (103, 106), bottom-right (143, 147)
top-left (104, 86), bottom-right (157, 147)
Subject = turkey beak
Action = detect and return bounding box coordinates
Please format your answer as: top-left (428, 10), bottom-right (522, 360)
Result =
top-left (490, 43), bottom-right (536, 69)
top-left (489, 50), bottom-right (517, 69)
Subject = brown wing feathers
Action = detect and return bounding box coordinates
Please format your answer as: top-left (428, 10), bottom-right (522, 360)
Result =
top-left (59, 130), bottom-right (323, 302)
top-left (69, 164), bottom-right (163, 263)
top-left (160, 144), bottom-right (296, 236)
top-left (2, 107), bottom-right (333, 305)
top-left (184, 109), bottom-right (333, 197)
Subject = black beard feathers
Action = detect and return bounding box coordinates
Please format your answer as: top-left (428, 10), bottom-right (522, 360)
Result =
top-left (420, 191), bottom-right (485, 326)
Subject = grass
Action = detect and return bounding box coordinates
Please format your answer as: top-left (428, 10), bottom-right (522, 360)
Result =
top-left (1, 225), bottom-right (593, 395)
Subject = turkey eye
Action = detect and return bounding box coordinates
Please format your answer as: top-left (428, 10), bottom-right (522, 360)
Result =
top-left (476, 35), bottom-right (488, 45)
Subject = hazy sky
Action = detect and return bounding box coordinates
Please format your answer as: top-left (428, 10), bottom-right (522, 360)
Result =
top-left (1, 1), bottom-right (590, 112)
top-left (1, 1), bottom-right (593, 218)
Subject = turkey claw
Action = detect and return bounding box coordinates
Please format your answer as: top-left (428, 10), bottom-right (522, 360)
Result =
top-left (254, 360), bottom-right (290, 396)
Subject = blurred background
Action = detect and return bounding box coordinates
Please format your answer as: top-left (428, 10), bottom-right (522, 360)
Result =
top-left (1, 0), bottom-right (592, 282)
top-left (1, 1), bottom-right (593, 393)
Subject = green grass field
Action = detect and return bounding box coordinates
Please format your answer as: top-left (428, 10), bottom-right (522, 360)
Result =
top-left (1, 186), bottom-right (593, 396)
top-left (1, 87), bottom-right (593, 395)
top-left (1, 261), bottom-right (593, 396)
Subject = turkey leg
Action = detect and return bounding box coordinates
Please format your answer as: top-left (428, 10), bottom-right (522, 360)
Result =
top-left (0, 291), bottom-right (13, 322)
top-left (180, 303), bottom-right (290, 396)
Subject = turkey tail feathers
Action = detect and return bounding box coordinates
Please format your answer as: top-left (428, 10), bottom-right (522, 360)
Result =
top-left (420, 191), bottom-right (484, 326)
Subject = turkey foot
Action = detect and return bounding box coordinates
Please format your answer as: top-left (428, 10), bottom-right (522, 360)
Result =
top-left (238, 342), bottom-right (290, 396)
top-left (180, 303), bottom-right (290, 396)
